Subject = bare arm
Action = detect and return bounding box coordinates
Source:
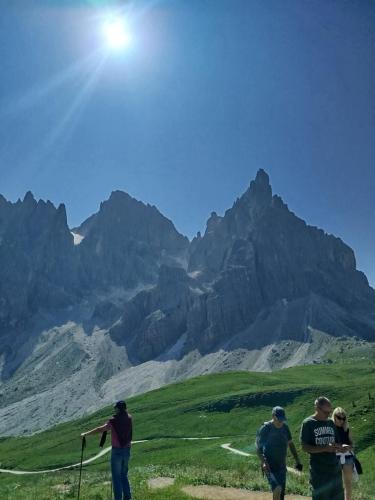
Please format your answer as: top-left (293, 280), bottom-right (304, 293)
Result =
top-left (256, 426), bottom-right (269, 471)
top-left (288, 441), bottom-right (301, 464)
top-left (257, 450), bottom-right (269, 472)
top-left (257, 449), bottom-right (268, 469)
top-left (81, 424), bottom-right (108, 437)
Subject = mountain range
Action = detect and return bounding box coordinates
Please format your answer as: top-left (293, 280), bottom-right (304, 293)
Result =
top-left (0, 169), bottom-right (374, 435)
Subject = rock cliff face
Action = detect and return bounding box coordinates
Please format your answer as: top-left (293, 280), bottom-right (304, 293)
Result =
top-left (75, 191), bottom-right (189, 289)
top-left (0, 192), bottom-right (77, 333)
top-left (0, 190), bottom-right (188, 336)
top-left (1, 170), bottom-right (375, 434)
top-left (189, 169), bottom-right (370, 308)
top-left (110, 265), bottom-right (196, 363)
top-left (109, 169), bottom-right (375, 360)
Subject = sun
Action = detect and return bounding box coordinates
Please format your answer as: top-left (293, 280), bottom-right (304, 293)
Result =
top-left (103, 18), bottom-right (131, 50)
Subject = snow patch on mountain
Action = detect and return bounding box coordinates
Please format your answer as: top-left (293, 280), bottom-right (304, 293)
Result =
top-left (71, 231), bottom-right (84, 245)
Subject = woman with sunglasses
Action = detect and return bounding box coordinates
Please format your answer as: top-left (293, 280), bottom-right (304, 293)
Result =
top-left (332, 407), bottom-right (354, 500)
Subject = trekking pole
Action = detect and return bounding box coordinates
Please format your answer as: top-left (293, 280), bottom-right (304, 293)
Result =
top-left (77, 436), bottom-right (86, 500)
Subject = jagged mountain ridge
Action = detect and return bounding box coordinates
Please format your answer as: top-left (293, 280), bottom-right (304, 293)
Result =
top-left (74, 190), bottom-right (189, 289)
top-left (0, 190), bottom-right (188, 334)
top-left (110, 170), bottom-right (375, 362)
top-left (0, 169), bottom-right (375, 435)
top-left (0, 193), bottom-right (78, 330)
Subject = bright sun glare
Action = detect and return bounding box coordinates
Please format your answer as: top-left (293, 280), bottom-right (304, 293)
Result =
top-left (103, 18), bottom-right (131, 50)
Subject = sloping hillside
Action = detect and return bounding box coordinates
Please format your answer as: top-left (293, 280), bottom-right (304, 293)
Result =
top-left (0, 362), bottom-right (374, 499)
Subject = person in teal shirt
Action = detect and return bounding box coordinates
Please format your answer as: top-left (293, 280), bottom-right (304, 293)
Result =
top-left (256, 406), bottom-right (302, 500)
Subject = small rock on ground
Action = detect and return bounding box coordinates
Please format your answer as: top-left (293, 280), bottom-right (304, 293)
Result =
top-left (52, 484), bottom-right (71, 493)
top-left (148, 477), bottom-right (176, 489)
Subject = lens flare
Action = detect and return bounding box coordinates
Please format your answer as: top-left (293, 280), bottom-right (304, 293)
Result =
top-left (103, 18), bottom-right (131, 50)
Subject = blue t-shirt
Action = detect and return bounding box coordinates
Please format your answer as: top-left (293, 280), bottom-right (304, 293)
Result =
top-left (256, 421), bottom-right (292, 470)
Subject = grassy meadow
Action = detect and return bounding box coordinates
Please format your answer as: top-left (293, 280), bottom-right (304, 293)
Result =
top-left (0, 361), bottom-right (374, 499)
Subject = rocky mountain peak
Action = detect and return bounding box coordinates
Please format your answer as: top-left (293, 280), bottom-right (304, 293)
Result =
top-left (104, 190), bottom-right (138, 210)
top-left (109, 189), bottom-right (132, 201)
top-left (251, 168), bottom-right (271, 194)
top-left (0, 194), bottom-right (9, 207)
top-left (0, 195), bottom-right (11, 229)
top-left (189, 169), bottom-right (276, 273)
top-left (75, 190), bottom-right (189, 289)
top-left (238, 168), bottom-right (272, 212)
top-left (81, 190), bottom-right (178, 238)
top-left (188, 169), bottom-right (373, 310)
top-left (87, 191), bottom-right (186, 248)
top-left (56, 203), bottom-right (68, 226)
top-left (101, 190), bottom-right (163, 217)
top-left (22, 191), bottom-right (37, 210)
top-left (206, 211), bottom-right (222, 234)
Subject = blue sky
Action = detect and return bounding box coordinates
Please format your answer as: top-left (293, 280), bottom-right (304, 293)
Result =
top-left (0, 0), bottom-right (374, 285)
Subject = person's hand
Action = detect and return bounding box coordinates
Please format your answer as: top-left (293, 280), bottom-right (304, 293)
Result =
top-left (326, 443), bottom-right (341, 453)
top-left (295, 463), bottom-right (303, 472)
top-left (261, 461), bottom-right (269, 472)
top-left (337, 443), bottom-right (352, 453)
top-left (341, 444), bottom-right (352, 452)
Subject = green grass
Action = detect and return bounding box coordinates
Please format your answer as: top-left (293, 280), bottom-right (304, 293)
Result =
top-left (0, 361), bottom-right (374, 498)
top-left (322, 337), bottom-right (375, 364)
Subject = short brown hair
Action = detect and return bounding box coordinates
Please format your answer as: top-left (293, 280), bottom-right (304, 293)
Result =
top-left (314, 396), bottom-right (331, 407)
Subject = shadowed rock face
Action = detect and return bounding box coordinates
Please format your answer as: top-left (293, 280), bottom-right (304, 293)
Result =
top-left (0, 191), bottom-right (188, 337)
top-left (109, 169), bottom-right (375, 359)
top-left (2, 170), bottom-right (373, 353)
top-left (110, 265), bottom-right (195, 363)
top-left (189, 169), bottom-right (370, 307)
top-left (0, 192), bottom-right (77, 332)
top-left (75, 190), bottom-right (189, 289)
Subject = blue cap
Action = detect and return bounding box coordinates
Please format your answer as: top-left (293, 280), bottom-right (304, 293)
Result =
top-left (114, 400), bottom-right (127, 411)
top-left (272, 406), bottom-right (286, 421)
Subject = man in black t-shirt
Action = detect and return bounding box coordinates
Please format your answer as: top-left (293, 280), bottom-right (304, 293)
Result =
top-left (256, 406), bottom-right (302, 500)
top-left (300, 396), bottom-right (349, 500)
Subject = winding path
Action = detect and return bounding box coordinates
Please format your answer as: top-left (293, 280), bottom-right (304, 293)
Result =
top-left (0, 438), bottom-right (219, 475)
top-left (0, 437), bottom-right (301, 477)
top-left (0, 440), bottom-right (147, 475)
top-left (220, 443), bottom-right (302, 476)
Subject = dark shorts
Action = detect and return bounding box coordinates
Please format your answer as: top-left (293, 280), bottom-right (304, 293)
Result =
top-left (265, 467), bottom-right (286, 494)
top-left (342, 455), bottom-right (354, 466)
top-left (311, 467), bottom-right (344, 500)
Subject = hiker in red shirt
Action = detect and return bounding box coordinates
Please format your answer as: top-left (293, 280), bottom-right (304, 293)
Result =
top-left (81, 400), bottom-right (133, 500)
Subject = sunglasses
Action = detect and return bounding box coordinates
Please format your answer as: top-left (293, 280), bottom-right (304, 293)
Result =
top-left (335, 415), bottom-right (346, 421)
